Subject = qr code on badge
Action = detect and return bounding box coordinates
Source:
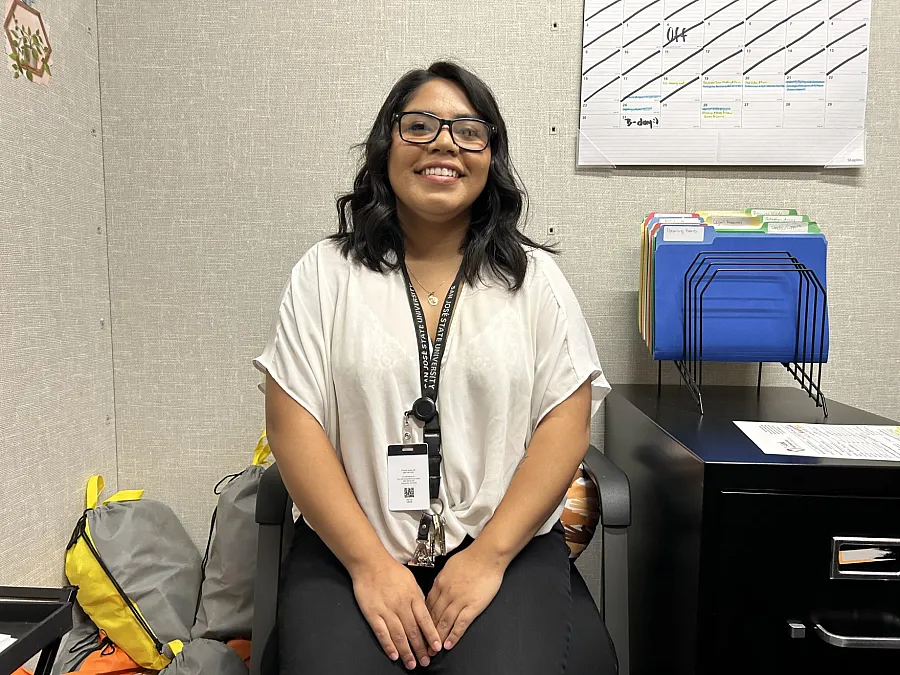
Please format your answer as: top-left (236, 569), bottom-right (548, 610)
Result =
top-left (404, 487), bottom-right (415, 499)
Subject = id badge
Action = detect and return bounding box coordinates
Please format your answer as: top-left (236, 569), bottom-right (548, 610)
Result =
top-left (387, 444), bottom-right (429, 512)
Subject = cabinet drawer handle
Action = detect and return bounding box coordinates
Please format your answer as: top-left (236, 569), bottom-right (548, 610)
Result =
top-left (814, 623), bottom-right (900, 650)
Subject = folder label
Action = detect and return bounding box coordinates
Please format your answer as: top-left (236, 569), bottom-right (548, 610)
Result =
top-left (768, 222), bottom-right (810, 234)
top-left (709, 216), bottom-right (760, 229)
top-left (761, 215), bottom-right (806, 223)
top-left (749, 209), bottom-right (797, 217)
top-left (662, 226), bottom-right (705, 242)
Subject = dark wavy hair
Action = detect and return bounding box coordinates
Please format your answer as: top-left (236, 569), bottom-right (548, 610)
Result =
top-left (331, 61), bottom-right (553, 291)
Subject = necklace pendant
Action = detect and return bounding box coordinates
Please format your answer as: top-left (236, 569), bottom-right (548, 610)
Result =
top-left (427, 294), bottom-right (439, 306)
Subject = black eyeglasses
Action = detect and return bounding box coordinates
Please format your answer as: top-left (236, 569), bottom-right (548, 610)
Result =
top-left (392, 111), bottom-right (495, 152)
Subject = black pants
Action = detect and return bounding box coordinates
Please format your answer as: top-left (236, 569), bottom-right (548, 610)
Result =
top-left (277, 519), bottom-right (617, 675)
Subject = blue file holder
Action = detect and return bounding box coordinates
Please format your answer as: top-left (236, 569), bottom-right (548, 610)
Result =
top-left (651, 225), bottom-right (830, 414)
top-left (653, 227), bottom-right (829, 362)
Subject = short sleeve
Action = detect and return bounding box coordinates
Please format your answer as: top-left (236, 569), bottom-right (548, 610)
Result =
top-left (529, 252), bottom-right (611, 431)
top-left (254, 245), bottom-right (331, 431)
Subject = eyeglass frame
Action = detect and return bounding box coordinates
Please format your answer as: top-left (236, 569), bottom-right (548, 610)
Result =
top-left (391, 111), bottom-right (496, 152)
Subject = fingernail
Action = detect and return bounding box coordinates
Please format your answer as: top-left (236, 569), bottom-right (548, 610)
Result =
top-left (406, 660), bottom-right (416, 670)
top-left (433, 641), bottom-right (442, 651)
top-left (421, 656), bottom-right (431, 667)
top-left (444, 639), bottom-right (453, 650)
top-left (389, 652), bottom-right (398, 661)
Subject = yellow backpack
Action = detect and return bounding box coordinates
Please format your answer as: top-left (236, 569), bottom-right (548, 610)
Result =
top-left (65, 476), bottom-right (202, 669)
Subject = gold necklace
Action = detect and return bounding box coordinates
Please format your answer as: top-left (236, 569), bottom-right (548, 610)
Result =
top-left (407, 267), bottom-right (450, 306)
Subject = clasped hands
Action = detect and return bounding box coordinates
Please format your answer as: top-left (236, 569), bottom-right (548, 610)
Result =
top-left (352, 544), bottom-right (505, 670)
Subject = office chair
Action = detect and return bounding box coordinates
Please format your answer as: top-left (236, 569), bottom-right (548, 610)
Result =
top-left (251, 445), bottom-right (631, 675)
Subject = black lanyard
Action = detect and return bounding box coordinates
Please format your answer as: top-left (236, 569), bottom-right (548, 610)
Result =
top-left (400, 262), bottom-right (464, 501)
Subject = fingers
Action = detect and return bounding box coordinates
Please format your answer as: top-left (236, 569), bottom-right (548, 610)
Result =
top-left (429, 594), bottom-right (452, 642)
top-left (400, 606), bottom-right (432, 668)
top-left (445, 608), bottom-right (476, 650)
top-left (386, 615), bottom-right (417, 670)
top-left (435, 601), bottom-right (462, 646)
top-left (425, 587), bottom-right (438, 612)
top-left (367, 614), bottom-right (399, 663)
top-left (412, 596), bottom-right (443, 656)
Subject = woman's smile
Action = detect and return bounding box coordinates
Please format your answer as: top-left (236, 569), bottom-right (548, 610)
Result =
top-left (415, 162), bottom-right (464, 185)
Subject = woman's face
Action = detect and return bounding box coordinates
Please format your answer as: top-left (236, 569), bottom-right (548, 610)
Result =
top-left (388, 78), bottom-right (492, 226)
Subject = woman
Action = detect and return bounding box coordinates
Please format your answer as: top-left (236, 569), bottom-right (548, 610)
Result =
top-left (257, 61), bottom-right (612, 674)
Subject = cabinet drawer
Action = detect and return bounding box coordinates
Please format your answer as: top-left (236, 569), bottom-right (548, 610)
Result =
top-left (703, 491), bottom-right (900, 674)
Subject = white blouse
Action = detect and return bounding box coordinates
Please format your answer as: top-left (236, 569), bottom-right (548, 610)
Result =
top-left (255, 239), bottom-right (610, 563)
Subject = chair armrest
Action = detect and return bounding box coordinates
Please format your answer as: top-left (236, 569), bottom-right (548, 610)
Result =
top-left (582, 444), bottom-right (631, 528)
top-left (256, 462), bottom-right (290, 525)
top-left (251, 462), bottom-right (290, 675)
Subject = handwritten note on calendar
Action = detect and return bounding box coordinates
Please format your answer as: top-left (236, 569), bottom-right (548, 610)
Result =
top-left (577, 0), bottom-right (872, 166)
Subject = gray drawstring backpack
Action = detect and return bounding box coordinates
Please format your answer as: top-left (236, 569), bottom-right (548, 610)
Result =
top-left (191, 430), bottom-right (271, 641)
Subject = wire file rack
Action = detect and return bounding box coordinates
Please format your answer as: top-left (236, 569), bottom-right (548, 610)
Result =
top-left (661, 251), bottom-right (829, 416)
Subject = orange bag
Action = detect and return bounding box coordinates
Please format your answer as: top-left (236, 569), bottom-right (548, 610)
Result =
top-left (65, 639), bottom-right (145, 675)
top-left (226, 639), bottom-right (251, 667)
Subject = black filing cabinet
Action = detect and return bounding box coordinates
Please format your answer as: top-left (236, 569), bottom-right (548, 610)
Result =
top-left (605, 385), bottom-right (900, 675)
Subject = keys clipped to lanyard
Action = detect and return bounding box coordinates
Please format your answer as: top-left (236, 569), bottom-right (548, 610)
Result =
top-left (432, 512), bottom-right (446, 558)
top-left (410, 512), bottom-right (446, 568)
